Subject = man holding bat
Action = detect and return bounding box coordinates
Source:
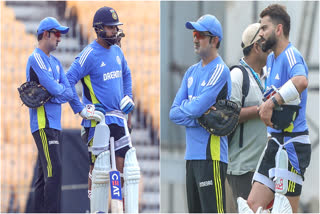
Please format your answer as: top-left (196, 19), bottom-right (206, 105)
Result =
top-left (66, 6), bottom-right (140, 213)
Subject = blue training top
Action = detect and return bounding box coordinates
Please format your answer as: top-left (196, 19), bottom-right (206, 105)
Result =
top-left (67, 40), bottom-right (133, 128)
top-left (266, 43), bottom-right (308, 133)
top-left (26, 48), bottom-right (73, 133)
top-left (170, 56), bottom-right (231, 163)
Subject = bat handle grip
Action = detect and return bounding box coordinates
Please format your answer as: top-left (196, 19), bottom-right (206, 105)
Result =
top-left (110, 137), bottom-right (116, 171)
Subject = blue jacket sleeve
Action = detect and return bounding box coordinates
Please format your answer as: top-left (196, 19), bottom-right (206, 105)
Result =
top-left (179, 67), bottom-right (230, 118)
top-left (50, 63), bottom-right (73, 104)
top-left (66, 57), bottom-right (92, 114)
top-left (169, 71), bottom-right (199, 127)
top-left (29, 55), bottom-right (70, 98)
top-left (121, 51), bottom-right (133, 99)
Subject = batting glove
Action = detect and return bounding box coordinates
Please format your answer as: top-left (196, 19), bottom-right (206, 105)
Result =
top-left (120, 95), bottom-right (135, 114)
top-left (80, 104), bottom-right (105, 122)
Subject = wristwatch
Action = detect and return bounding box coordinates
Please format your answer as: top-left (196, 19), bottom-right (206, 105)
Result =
top-left (271, 96), bottom-right (280, 108)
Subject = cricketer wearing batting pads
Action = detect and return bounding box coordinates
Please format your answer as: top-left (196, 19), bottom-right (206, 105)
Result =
top-left (170, 15), bottom-right (231, 213)
top-left (67, 6), bottom-right (140, 213)
top-left (26, 17), bottom-right (72, 212)
top-left (239, 4), bottom-right (311, 213)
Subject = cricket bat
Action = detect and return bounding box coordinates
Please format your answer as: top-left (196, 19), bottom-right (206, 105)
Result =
top-left (109, 137), bottom-right (123, 213)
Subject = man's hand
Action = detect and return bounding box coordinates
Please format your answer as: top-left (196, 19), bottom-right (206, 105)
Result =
top-left (80, 104), bottom-right (105, 122)
top-left (120, 95), bottom-right (135, 114)
top-left (258, 99), bottom-right (274, 127)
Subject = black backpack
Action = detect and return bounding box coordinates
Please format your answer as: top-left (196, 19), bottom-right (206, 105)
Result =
top-left (228, 65), bottom-right (250, 148)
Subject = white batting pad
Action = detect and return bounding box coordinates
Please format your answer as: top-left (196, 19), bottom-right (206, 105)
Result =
top-left (271, 193), bottom-right (292, 213)
top-left (274, 149), bottom-right (288, 194)
top-left (91, 150), bottom-right (111, 213)
top-left (123, 147), bottom-right (141, 213)
top-left (237, 197), bottom-right (254, 213)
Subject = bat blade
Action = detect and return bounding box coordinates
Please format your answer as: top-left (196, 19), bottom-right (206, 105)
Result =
top-left (110, 170), bottom-right (123, 213)
top-left (110, 137), bottom-right (123, 213)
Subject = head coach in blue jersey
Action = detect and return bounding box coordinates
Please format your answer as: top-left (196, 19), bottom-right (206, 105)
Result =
top-left (170, 14), bottom-right (231, 213)
top-left (25, 17), bottom-right (73, 212)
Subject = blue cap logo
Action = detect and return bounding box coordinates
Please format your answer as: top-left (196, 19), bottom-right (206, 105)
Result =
top-left (110, 9), bottom-right (118, 20)
top-left (37, 17), bottom-right (69, 35)
top-left (185, 14), bottom-right (223, 41)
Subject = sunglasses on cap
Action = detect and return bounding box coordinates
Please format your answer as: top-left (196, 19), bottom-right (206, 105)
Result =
top-left (193, 31), bottom-right (213, 39)
top-left (47, 30), bottom-right (61, 38)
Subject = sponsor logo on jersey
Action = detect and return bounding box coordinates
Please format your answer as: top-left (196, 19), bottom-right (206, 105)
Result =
top-left (49, 140), bottom-right (59, 145)
top-left (199, 180), bottom-right (213, 187)
top-left (187, 77), bottom-right (193, 88)
top-left (100, 61), bottom-right (106, 67)
top-left (48, 67), bottom-right (52, 72)
top-left (103, 70), bottom-right (122, 81)
top-left (116, 56), bottom-right (121, 65)
top-left (201, 80), bottom-right (206, 86)
top-left (275, 73), bottom-right (280, 80)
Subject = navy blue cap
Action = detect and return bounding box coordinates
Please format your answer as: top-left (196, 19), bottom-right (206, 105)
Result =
top-left (37, 17), bottom-right (69, 35)
top-left (93, 6), bottom-right (123, 27)
top-left (186, 14), bottom-right (223, 41)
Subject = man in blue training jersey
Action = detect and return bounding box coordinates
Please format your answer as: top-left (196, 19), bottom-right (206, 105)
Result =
top-left (26, 17), bottom-right (72, 212)
top-left (66, 6), bottom-right (140, 213)
top-left (239, 4), bottom-right (311, 213)
top-left (169, 14), bottom-right (231, 213)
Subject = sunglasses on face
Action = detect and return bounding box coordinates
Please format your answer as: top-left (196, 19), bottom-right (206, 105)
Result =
top-left (48, 30), bottom-right (61, 38)
top-left (193, 31), bottom-right (213, 39)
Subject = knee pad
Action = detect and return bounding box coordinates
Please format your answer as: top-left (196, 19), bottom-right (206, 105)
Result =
top-left (274, 149), bottom-right (289, 194)
top-left (91, 150), bottom-right (111, 213)
top-left (123, 147), bottom-right (140, 213)
top-left (92, 122), bottom-right (110, 156)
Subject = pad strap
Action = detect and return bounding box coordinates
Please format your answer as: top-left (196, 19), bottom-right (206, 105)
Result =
top-left (269, 136), bottom-right (308, 185)
top-left (106, 111), bottom-right (132, 150)
top-left (268, 168), bottom-right (303, 185)
top-left (252, 172), bottom-right (275, 191)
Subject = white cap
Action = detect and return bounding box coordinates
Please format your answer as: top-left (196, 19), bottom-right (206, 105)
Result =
top-left (241, 23), bottom-right (261, 49)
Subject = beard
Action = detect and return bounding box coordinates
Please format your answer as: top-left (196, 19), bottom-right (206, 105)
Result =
top-left (262, 32), bottom-right (277, 52)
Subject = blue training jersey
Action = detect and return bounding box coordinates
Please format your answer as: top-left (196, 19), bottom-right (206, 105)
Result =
top-left (170, 56), bottom-right (231, 163)
top-left (26, 48), bottom-right (73, 133)
top-left (67, 40), bottom-right (133, 127)
top-left (266, 43), bottom-right (308, 133)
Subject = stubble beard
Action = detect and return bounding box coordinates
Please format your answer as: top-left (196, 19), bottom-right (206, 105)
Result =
top-left (262, 32), bottom-right (277, 52)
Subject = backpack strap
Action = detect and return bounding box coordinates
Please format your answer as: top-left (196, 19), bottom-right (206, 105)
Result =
top-left (230, 65), bottom-right (250, 148)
